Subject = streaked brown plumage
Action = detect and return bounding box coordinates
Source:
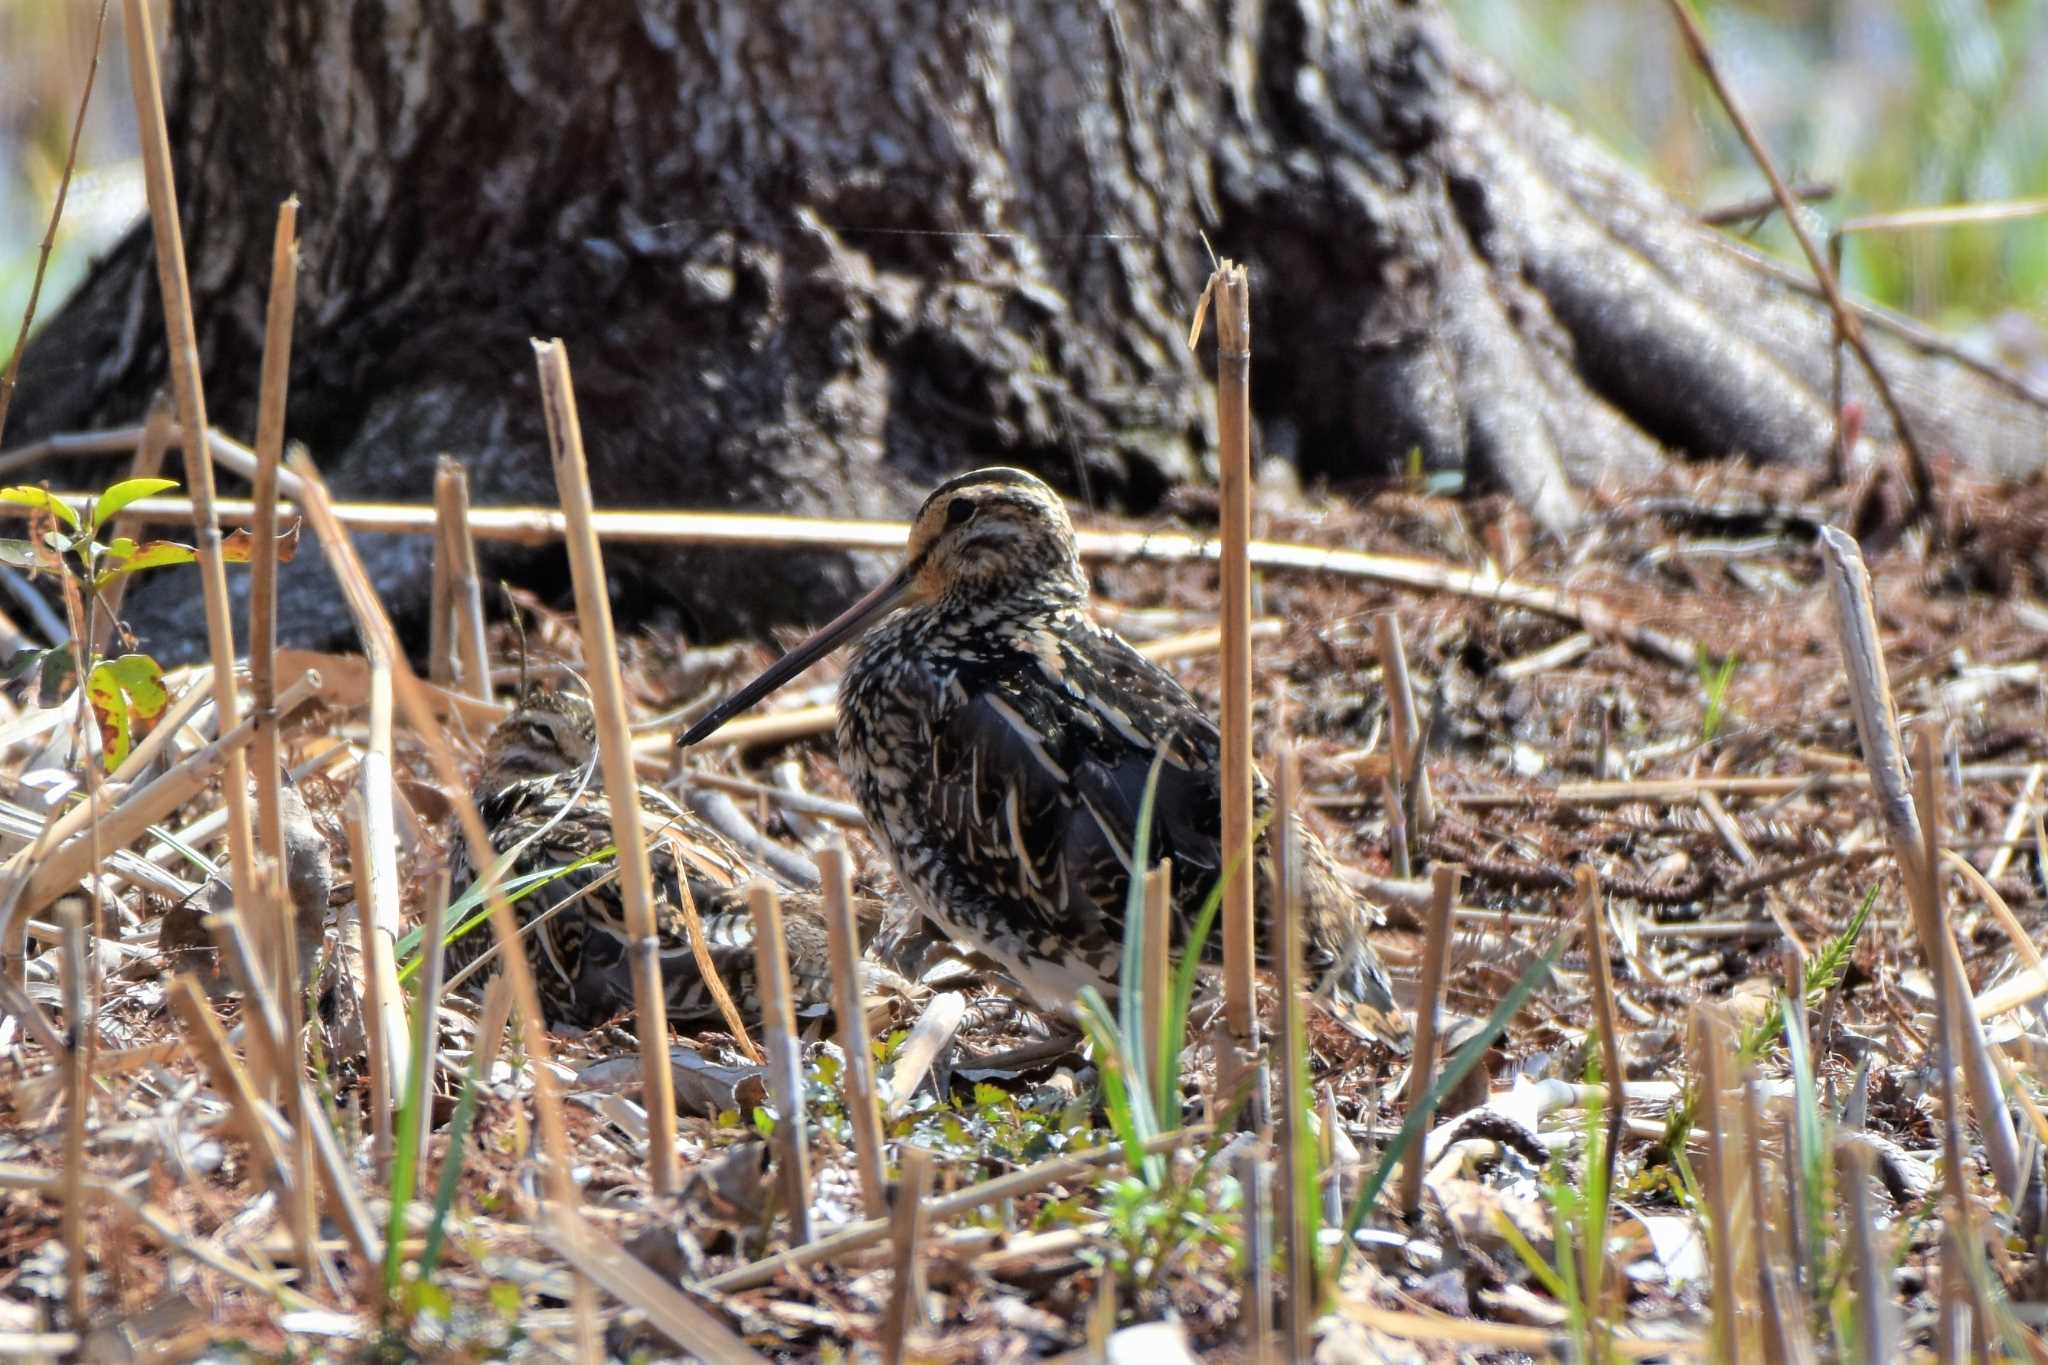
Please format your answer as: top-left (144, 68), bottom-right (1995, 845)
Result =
top-left (447, 685), bottom-right (888, 1030)
top-left (679, 467), bottom-right (1396, 1026)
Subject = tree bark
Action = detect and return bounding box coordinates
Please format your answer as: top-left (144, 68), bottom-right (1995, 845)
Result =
top-left (8, 0), bottom-right (2045, 659)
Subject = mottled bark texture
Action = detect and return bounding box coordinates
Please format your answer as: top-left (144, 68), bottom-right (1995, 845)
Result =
top-left (8, 0), bottom-right (2046, 659)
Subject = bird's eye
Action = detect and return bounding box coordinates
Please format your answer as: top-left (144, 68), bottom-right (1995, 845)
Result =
top-left (946, 498), bottom-right (977, 528)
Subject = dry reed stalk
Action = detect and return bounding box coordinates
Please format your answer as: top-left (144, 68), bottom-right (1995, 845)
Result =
top-left (14, 490), bottom-right (1704, 665)
top-left (1399, 864), bottom-right (1460, 1219)
top-left (286, 451), bottom-right (598, 1359)
top-left (1271, 748), bottom-right (1312, 1356)
top-left (410, 850), bottom-right (452, 1178)
top-left (428, 472), bottom-right (454, 688)
top-left (1843, 1137), bottom-right (1900, 1358)
top-left (347, 810), bottom-right (393, 1166)
top-left (1235, 1142), bottom-right (1273, 1364)
top-left (433, 459), bottom-right (492, 703)
top-left (121, 0), bottom-right (260, 990)
top-left (165, 973), bottom-right (291, 1186)
top-left (93, 393), bottom-right (174, 646)
top-left (539, 1219), bottom-right (766, 1364)
top-left (248, 197), bottom-right (298, 984)
top-left (58, 902), bottom-right (87, 1326)
top-left (257, 859), bottom-right (322, 1289)
top-left (1142, 859), bottom-right (1172, 1102)
top-left (882, 1145), bottom-right (934, 1365)
top-left (750, 880), bottom-right (814, 1242)
top-left (700, 1125), bottom-right (1211, 1293)
top-left (1663, 0), bottom-right (1934, 523)
top-left (1696, 1007), bottom-right (1765, 1363)
top-left (534, 340), bottom-right (678, 1193)
top-left (1202, 262), bottom-right (1259, 1090)
top-left (360, 661), bottom-right (412, 1107)
top-left (1740, 1077), bottom-right (1802, 1365)
top-left (1576, 866), bottom-right (1626, 1215)
top-left (202, 907), bottom-right (292, 1102)
top-left (1820, 526), bottom-right (2021, 1199)
top-left (1372, 613), bottom-right (1435, 837)
top-left (0, 0), bottom-right (107, 446)
top-left (1984, 762), bottom-right (2043, 884)
top-left (9, 670), bottom-right (320, 935)
top-left (820, 842), bottom-right (887, 1220)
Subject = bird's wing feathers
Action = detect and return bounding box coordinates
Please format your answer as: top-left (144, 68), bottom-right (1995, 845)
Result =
top-left (922, 616), bottom-right (1226, 946)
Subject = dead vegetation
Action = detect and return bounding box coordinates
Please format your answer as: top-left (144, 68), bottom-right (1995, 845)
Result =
top-left (0, 449), bottom-right (2038, 1359)
top-left (0, 2), bottom-right (2046, 1360)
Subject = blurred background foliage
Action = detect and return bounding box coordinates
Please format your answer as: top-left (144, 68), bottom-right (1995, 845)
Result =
top-left (4, 0), bottom-right (2045, 380)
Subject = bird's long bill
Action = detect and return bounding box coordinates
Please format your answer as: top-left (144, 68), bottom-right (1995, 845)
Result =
top-left (674, 565), bottom-right (914, 748)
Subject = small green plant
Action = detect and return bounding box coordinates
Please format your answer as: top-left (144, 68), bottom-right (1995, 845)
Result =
top-left (0, 479), bottom-right (296, 768)
top-left (1071, 756), bottom-right (1242, 1307)
top-left (1695, 646), bottom-right (1739, 744)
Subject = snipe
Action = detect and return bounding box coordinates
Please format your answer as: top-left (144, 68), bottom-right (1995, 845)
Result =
top-left (678, 467), bottom-right (1396, 1025)
top-left (448, 684), bottom-right (885, 1030)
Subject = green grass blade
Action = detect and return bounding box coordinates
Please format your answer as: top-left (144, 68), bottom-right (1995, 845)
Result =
top-left (1120, 755), bottom-right (1167, 1116)
top-left (419, 1055), bottom-right (485, 1285)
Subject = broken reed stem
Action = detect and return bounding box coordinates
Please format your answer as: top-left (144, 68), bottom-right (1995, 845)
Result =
top-left (1913, 721), bottom-right (1985, 1340)
top-left (1142, 859), bottom-right (1172, 1108)
top-left (93, 394), bottom-right (173, 647)
top-left (1695, 1008), bottom-right (1746, 1365)
top-left (287, 449), bottom-right (599, 1359)
top-left (248, 197), bottom-right (299, 962)
top-left (1834, 1139), bottom-right (1891, 1362)
top-left (410, 856), bottom-right (454, 1184)
top-left (247, 199), bottom-right (302, 1202)
top-left (165, 973), bottom-right (291, 1188)
top-left (1819, 526), bottom-right (2021, 1200)
top-left (344, 809), bottom-right (392, 1165)
top-left (428, 481), bottom-right (454, 687)
top-left (262, 862), bottom-right (322, 1294)
top-left (819, 842), bottom-right (887, 1221)
top-left (361, 658), bottom-right (412, 1109)
top-left (433, 456), bottom-right (493, 702)
top-left (1575, 865), bottom-right (1626, 1237)
top-left (0, 0), bottom-right (107, 447)
top-left (59, 902), bottom-right (87, 1326)
top-left (881, 1145), bottom-right (934, 1365)
top-left (203, 910), bottom-right (291, 1097)
top-left (1372, 613), bottom-right (1435, 837)
top-left (122, 0), bottom-right (261, 997)
top-left (750, 880), bottom-right (813, 1244)
top-left (1664, 0), bottom-right (1935, 525)
top-left (0, 490), bottom-right (1705, 667)
top-left (1209, 261), bottom-right (1258, 1065)
top-left (534, 339), bottom-right (678, 1193)
top-left (1399, 863), bottom-right (1459, 1219)
top-left (1272, 747), bottom-right (1312, 1359)
top-left (1235, 1143), bottom-right (1273, 1365)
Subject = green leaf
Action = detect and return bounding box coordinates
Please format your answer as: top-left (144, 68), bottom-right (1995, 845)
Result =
top-left (91, 539), bottom-right (198, 590)
top-left (86, 654), bottom-right (169, 770)
top-left (90, 477), bottom-right (180, 529)
top-left (0, 647), bottom-right (48, 683)
top-left (37, 647), bottom-right (78, 710)
top-left (0, 539), bottom-right (40, 570)
top-left (0, 486), bottom-right (80, 530)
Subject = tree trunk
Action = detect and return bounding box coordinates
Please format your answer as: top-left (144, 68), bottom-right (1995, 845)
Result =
top-left (9, 0), bottom-right (2046, 660)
